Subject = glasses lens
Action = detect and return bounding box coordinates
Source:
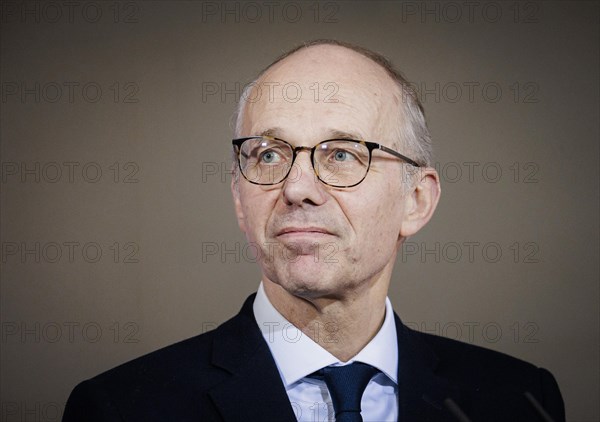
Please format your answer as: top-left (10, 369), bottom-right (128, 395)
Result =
top-left (314, 140), bottom-right (370, 187)
top-left (239, 137), bottom-right (293, 184)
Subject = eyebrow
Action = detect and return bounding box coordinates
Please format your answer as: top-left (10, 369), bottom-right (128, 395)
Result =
top-left (259, 128), bottom-right (282, 138)
top-left (328, 130), bottom-right (364, 140)
top-left (258, 128), bottom-right (365, 141)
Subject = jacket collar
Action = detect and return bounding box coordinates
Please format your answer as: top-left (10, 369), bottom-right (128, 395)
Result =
top-left (208, 294), bottom-right (298, 421)
top-left (208, 293), bottom-right (462, 422)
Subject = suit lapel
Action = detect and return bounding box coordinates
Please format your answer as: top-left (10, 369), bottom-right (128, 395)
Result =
top-left (395, 313), bottom-right (463, 422)
top-left (207, 294), bottom-right (297, 422)
top-left (207, 295), bottom-right (465, 422)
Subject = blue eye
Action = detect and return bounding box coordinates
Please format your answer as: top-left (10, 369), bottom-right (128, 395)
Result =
top-left (260, 150), bottom-right (279, 163)
top-left (332, 149), bottom-right (356, 162)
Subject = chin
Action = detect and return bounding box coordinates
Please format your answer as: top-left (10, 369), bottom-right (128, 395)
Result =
top-left (269, 257), bottom-right (345, 298)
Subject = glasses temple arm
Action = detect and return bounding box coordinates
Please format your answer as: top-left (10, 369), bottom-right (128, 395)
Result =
top-left (377, 144), bottom-right (421, 167)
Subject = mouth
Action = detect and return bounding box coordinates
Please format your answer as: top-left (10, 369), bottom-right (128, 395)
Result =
top-left (276, 227), bottom-right (334, 237)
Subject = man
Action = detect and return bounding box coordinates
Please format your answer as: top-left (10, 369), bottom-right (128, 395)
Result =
top-left (63, 40), bottom-right (565, 421)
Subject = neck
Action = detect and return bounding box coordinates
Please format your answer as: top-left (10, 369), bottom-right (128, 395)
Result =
top-left (262, 271), bottom-right (391, 362)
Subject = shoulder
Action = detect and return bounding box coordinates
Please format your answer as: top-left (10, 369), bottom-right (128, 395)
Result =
top-left (415, 328), bottom-right (539, 377)
top-left (69, 294), bottom-right (259, 397)
top-left (63, 304), bottom-right (254, 422)
top-left (97, 327), bottom-right (219, 387)
top-left (64, 330), bottom-right (218, 420)
top-left (408, 328), bottom-right (565, 420)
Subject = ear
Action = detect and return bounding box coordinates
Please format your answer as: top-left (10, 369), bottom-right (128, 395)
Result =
top-left (231, 172), bottom-right (247, 233)
top-left (400, 167), bottom-right (441, 237)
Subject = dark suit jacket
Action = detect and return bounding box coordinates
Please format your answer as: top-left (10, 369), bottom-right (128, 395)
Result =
top-left (63, 293), bottom-right (565, 421)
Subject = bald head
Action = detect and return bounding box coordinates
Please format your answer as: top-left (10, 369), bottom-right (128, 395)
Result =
top-left (233, 40), bottom-right (432, 166)
top-left (257, 44), bottom-right (397, 94)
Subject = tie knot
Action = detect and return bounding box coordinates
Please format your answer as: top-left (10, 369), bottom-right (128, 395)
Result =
top-left (321, 362), bottom-right (378, 422)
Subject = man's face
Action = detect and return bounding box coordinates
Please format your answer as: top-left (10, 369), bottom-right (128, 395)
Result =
top-left (232, 46), bottom-right (420, 300)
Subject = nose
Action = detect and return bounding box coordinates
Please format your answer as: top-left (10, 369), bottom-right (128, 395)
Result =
top-left (281, 148), bottom-right (328, 207)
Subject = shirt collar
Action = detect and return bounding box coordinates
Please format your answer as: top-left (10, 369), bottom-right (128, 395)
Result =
top-left (253, 282), bottom-right (398, 387)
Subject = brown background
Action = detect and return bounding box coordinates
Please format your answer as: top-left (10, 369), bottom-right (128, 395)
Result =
top-left (1, 1), bottom-right (598, 421)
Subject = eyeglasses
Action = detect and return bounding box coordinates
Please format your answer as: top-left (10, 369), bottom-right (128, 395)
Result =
top-left (232, 136), bottom-right (420, 188)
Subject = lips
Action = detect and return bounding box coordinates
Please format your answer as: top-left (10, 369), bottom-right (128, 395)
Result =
top-left (276, 227), bottom-right (333, 236)
top-left (270, 214), bottom-right (340, 240)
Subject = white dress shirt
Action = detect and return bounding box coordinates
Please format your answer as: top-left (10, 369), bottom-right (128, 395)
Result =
top-left (253, 282), bottom-right (399, 422)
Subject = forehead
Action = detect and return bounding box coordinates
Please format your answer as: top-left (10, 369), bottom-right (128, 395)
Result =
top-left (242, 46), bottom-right (401, 142)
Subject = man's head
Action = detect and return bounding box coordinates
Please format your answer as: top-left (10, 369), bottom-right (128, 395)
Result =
top-left (231, 40), bottom-right (440, 302)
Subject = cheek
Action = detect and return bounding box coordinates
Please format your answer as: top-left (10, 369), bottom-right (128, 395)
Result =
top-left (353, 184), bottom-right (405, 246)
top-left (369, 205), bottom-right (401, 242)
top-left (239, 187), bottom-right (278, 240)
top-left (242, 204), bottom-right (265, 241)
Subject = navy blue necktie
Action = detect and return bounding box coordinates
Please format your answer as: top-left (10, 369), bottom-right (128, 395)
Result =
top-left (320, 362), bottom-right (379, 422)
